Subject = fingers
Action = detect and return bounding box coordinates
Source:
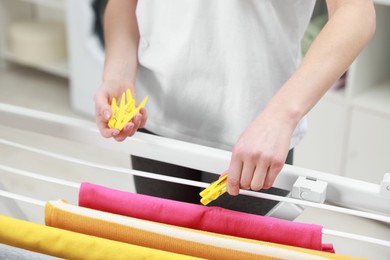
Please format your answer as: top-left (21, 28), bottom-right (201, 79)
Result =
top-left (114, 123), bottom-right (134, 142)
top-left (226, 152), bottom-right (242, 196)
top-left (94, 90), bottom-right (111, 121)
top-left (240, 163), bottom-right (255, 190)
top-left (226, 151), bottom-right (285, 196)
top-left (94, 89), bottom-right (116, 138)
top-left (96, 115), bottom-right (120, 138)
top-left (250, 163), bottom-right (268, 191)
top-left (94, 82), bottom-right (148, 142)
top-left (263, 157), bottom-right (284, 189)
top-left (113, 111), bottom-right (147, 141)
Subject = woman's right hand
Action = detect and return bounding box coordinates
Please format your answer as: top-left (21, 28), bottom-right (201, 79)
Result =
top-left (94, 80), bottom-right (147, 142)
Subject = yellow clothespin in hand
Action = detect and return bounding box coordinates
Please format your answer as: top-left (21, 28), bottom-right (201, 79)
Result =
top-left (108, 89), bottom-right (148, 131)
top-left (200, 175), bottom-right (227, 205)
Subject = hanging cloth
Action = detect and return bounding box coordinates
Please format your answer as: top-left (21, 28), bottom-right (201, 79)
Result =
top-left (45, 200), bottom-right (362, 260)
top-left (78, 182), bottom-right (333, 252)
top-left (0, 214), bottom-right (198, 260)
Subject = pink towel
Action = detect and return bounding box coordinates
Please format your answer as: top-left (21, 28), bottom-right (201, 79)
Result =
top-left (79, 182), bottom-right (334, 253)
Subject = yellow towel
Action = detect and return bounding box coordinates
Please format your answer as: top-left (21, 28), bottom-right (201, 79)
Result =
top-left (0, 214), bottom-right (202, 260)
top-left (45, 200), bottom-right (365, 260)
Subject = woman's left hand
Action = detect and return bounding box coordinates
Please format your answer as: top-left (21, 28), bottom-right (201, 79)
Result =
top-left (226, 108), bottom-right (296, 195)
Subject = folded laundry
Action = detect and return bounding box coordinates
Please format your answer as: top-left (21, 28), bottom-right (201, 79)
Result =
top-left (79, 182), bottom-right (334, 252)
top-left (46, 200), bottom-right (360, 260)
top-left (0, 214), bottom-right (198, 260)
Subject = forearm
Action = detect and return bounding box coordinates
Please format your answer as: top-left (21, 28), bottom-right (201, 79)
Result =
top-left (263, 0), bottom-right (376, 128)
top-left (103, 0), bottom-right (139, 85)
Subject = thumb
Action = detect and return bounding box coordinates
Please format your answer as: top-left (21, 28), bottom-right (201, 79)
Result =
top-left (103, 108), bottom-right (111, 121)
top-left (94, 91), bottom-right (112, 121)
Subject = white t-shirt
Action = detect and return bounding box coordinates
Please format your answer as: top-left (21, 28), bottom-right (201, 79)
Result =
top-left (136, 0), bottom-right (315, 151)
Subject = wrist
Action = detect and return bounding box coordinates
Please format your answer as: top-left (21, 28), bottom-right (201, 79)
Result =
top-left (260, 99), bottom-right (303, 131)
top-left (103, 58), bottom-right (137, 84)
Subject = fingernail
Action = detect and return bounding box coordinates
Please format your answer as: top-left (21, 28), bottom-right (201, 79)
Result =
top-left (103, 110), bottom-right (110, 120)
top-left (126, 123), bottom-right (134, 132)
top-left (138, 116), bottom-right (143, 125)
top-left (112, 130), bottom-right (119, 136)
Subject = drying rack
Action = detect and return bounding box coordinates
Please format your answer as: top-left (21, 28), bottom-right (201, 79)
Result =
top-left (0, 102), bottom-right (389, 259)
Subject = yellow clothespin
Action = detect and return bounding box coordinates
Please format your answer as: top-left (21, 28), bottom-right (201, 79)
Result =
top-left (200, 175), bottom-right (228, 205)
top-left (108, 89), bottom-right (148, 131)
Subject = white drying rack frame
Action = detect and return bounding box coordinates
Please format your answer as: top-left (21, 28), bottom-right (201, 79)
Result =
top-left (1, 103), bottom-right (389, 213)
top-left (0, 102), bottom-right (389, 250)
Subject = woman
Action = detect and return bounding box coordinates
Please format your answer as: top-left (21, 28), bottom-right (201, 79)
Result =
top-left (94, 0), bottom-right (376, 214)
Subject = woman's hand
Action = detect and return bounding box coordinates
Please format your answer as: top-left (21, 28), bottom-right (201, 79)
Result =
top-left (226, 107), bottom-right (296, 196)
top-left (94, 80), bottom-right (147, 142)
